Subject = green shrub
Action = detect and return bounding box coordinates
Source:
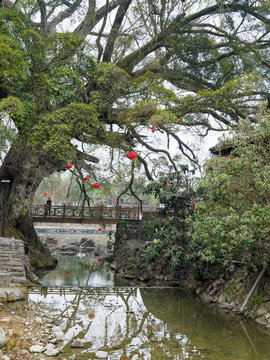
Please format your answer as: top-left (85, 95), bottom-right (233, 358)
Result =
top-left (189, 115), bottom-right (270, 268)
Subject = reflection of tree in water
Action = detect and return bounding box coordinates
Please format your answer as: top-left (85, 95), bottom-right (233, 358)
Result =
top-left (53, 287), bottom-right (151, 358)
top-left (35, 286), bottom-right (270, 360)
top-left (48, 287), bottom-right (200, 359)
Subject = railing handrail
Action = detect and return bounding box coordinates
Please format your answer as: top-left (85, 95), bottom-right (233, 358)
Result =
top-left (31, 204), bottom-right (145, 222)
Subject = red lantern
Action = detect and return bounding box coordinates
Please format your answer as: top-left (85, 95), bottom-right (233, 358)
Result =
top-left (126, 151), bottom-right (138, 160)
top-left (67, 271), bottom-right (71, 276)
top-left (151, 125), bottom-right (156, 133)
top-left (166, 183), bottom-right (169, 187)
top-left (192, 202), bottom-right (197, 206)
top-left (93, 183), bottom-right (100, 189)
top-left (98, 227), bottom-right (102, 231)
top-left (84, 176), bottom-right (88, 181)
top-left (178, 113), bottom-right (183, 123)
top-left (44, 192), bottom-right (48, 196)
top-left (67, 163), bottom-right (73, 170)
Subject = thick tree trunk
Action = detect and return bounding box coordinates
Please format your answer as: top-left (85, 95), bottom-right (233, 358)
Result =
top-left (0, 145), bottom-right (59, 273)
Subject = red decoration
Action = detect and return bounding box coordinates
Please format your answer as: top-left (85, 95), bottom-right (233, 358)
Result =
top-left (93, 183), bottom-right (100, 189)
top-left (67, 163), bottom-right (73, 170)
top-left (44, 192), bottom-right (48, 196)
top-left (161, 172), bottom-right (165, 176)
top-left (166, 183), bottom-right (169, 187)
top-left (98, 227), bottom-right (103, 231)
top-left (192, 202), bottom-right (197, 206)
top-left (84, 176), bottom-right (88, 181)
top-left (178, 113), bottom-right (183, 123)
top-left (126, 151), bottom-right (138, 160)
top-left (151, 125), bottom-right (156, 133)
top-left (67, 271), bottom-right (71, 276)
top-left (97, 259), bottom-right (101, 263)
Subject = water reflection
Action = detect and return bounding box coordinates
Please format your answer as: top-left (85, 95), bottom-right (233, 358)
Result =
top-left (28, 286), bottom-right (270, 360)
top-left (40, 254), bottom-right (129, 287)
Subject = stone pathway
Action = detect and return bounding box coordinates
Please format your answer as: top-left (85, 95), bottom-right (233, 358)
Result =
top-left (0, 237), bottom-right (27, 285)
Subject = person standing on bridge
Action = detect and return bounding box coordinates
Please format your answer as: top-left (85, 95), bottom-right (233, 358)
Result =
top-left (46, 197), bottom-right (52, 215)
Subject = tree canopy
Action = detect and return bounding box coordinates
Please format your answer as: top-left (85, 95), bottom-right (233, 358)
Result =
top-left (0, 0), bottom-right (270, 259)
top-left (1, 1), bottom-right (270, 169)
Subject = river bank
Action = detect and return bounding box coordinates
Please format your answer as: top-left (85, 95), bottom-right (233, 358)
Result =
top-left (110, 222), bottom-right (270, 330)
top-left (0, 285), bottom-right (116, 360)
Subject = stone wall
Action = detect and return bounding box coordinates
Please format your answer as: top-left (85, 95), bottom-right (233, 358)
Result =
top-left (0, 237), bottom-right (27, 285)
top-left (110, 221), bottom-right (194, 287)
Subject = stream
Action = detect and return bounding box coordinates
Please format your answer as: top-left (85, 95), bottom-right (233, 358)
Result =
top-left (28, 253), bottom-right (270, 360)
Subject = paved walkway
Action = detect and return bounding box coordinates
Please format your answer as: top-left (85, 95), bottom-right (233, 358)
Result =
top-left (0, 237), bottom-right (27, 285)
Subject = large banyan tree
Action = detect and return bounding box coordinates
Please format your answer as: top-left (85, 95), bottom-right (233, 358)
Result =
top-left (0, 0), bottom-right (269, 270)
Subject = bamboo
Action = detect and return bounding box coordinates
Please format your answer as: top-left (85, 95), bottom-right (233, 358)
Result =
top-left (239, 263), bottom-right (268, 313)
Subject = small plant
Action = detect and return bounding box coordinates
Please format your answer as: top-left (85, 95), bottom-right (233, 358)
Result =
top-left (106, 230), bottom-right (114, 251)
top-left (224, 283), bottom-right (237, 297)
top-left (248, 290), bottom-right (264, 309)
top-left (107, 240), bottom-right (114, 252)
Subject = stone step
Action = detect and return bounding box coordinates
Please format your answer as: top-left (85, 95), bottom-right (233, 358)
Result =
top-left (12, 275), bottom-right (27, 284)
top-left (0, 271), bottom-right (12, 286)
top-left (0, 256), bottom-right (24, 261)
top-left (0, 237), bottom-right (27, 284)
top-left (0, 254), bottom-right (24, 259)
top-left (0, 260), bottom-right (24, 265)
top-left (0, 245), bottom-right (24, 252)
top-left (5, 268), bottom-right (25, 275)
top-left (0, 250), bottom-right (24, 258)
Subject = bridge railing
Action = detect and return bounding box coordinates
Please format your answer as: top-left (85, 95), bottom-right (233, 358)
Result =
top-left (31, 205), bottom-right (141, 221)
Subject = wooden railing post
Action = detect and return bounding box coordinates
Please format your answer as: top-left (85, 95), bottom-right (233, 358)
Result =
top-left (99, 205), bottom-right (103, 218)
top-left (63, 204), bottom-right (66, 219)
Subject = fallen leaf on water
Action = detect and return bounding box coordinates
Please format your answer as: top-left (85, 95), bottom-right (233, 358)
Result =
top-left (156, 324), bottom-right (160, 329)
top-left (88, 313), bottom-right (95, 319)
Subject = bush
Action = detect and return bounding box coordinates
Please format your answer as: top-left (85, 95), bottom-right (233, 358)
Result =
top-left (188, 115), bottom-right (270, 269)
top-left (143, 169), bottom-right (196, 267)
